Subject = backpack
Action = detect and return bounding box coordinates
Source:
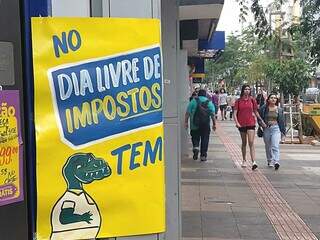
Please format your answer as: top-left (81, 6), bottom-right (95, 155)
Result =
top-left (193, 98), bottom-right (210, 128)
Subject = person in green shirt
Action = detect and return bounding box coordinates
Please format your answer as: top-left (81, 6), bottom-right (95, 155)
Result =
top-left (185, 89), bottom-right (216, 161)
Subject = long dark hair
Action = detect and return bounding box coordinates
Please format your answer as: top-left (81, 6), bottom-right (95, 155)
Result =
top-left (240, 84), bottom-right (251, 97)
top-left (267, 93), bottom-right (279, 106)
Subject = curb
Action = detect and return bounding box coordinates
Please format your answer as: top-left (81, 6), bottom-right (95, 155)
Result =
top-left (311, 140), bottom-right (320, 146)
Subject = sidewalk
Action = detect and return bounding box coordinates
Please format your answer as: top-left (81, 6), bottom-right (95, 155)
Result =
top-left (182, 120), bottom-right (320, 240)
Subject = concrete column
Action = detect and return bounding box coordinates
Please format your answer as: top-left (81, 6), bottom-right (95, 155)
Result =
top-left (161, 0), bottom-right (181, 239)
top-left (51, 0), bottom-right (90, 16)
top-left (178, 50), bottom-right (190, 161)
top-left (0, 1), bottom-right (28, 238)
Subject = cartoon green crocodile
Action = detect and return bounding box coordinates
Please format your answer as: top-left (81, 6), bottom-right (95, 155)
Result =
top-left (50, 153), bottom-right (111, 240)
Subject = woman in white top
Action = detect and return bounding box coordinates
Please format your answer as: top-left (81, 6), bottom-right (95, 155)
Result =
top-left (219, 88), bottom-right (228, 120)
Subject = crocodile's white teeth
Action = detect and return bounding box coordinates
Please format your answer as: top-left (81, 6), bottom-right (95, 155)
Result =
top-left (85, 173), bottom-right (89, 177)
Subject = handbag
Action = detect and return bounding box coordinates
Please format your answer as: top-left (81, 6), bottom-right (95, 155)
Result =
top-left (257, 105), bottom-right (267, 138)
top-left (257, 126), bottom-right (264, 138)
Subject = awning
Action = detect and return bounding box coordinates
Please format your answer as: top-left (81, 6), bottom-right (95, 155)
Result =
top-left (179, 0), bottom-right (225, 58)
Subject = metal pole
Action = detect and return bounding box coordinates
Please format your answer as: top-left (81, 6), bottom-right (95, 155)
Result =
top-left (279, 13), bottom-right (285, 107)
top-left (268, 12), bottom-right (272, 94)
top-left (298, 107), bottom-right (303, 143)
top-left (289, 94), bottom-right (294, 143)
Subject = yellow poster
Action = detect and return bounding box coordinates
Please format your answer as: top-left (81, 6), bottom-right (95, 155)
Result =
top-left (32, 18), bottom-right (165, 239)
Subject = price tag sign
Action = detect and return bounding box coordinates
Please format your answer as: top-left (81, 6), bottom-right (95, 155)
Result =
top-left (0, 90), bottom-right (23, 206)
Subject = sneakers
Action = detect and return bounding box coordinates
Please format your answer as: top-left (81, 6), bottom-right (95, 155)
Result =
top-left (267, 160), bottom-right (279, 170)
top-left (252, 161), bottom-right (258, 170)
top-left (193, 149), bottom-right (199, 160)
top-left (200, 155), bottom-right (207, 161)
top-left (267, 161), bottom-right (274, 168)
top-left (193, 149), bottom-right (207, 162)
top-left (241, 160), bottom-right (246, 168)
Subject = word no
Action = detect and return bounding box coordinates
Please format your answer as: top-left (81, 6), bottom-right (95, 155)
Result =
top-left (53, 29), bottom-right (81, 58)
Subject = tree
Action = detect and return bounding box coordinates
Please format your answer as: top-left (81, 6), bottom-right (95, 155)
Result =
top-left (297, 0), bottom-right (320, 65)
top-left (205, 34), bottom-right (244, 88)
top-left (238, 0), bottom-right (320, 64)
top-left (246, 55), bottom-right (269, 86)
top-left (206, 0), bottom-right (315, 95)
top-left (234, 0), bottom-right (316, 97)
top-left (206, 24), bottom-right (281, 90)
top-left (265, 59), bottom-right (310, 96)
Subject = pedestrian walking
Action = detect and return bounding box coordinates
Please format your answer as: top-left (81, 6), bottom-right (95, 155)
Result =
top-left (189, 92), bottom-right (197, 102)
top-left (206, 89), bottom-right (213, 101)
top-left (219, 88), bottom-right (228, 120)
top-left (256, 88), bottom-right (266, 109)
top-left (192, 84), bottom-right (200, 96)
top-left (258, 93), bottom-right (286, 170)
top-left (212, 90), bottom-right (219, 119)
top-left (227, 92), bottom-right (237, 120)
top-left (233, 84), bottom-right (266, 170)
top-left (185, 89), bottom-right (216, 161)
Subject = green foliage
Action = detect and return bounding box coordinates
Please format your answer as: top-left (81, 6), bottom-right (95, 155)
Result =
top-left (237, 0), bottom-right (286, 39)
top-left (206, 0), bottom-right (315, 95)
top-left (233, 0), bottom-right (315, 95)
top-left (242, 0), bottom-right (320, 64)
top-left (205, 34), bottom-right (244, 88)
top-left (206, 24), bottom-right (312, 95)
top-left (206, 26), bottom-right (275, 89)
top-left (265, 59), bottom-right (310, 96)
top-left (298, 0), bottom-right (320, 64)
top-left (247, 56), bottom-right (269, 85)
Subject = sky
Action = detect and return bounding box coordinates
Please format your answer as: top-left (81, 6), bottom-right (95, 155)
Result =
top-left (216, 0), bottom-right (273, 38)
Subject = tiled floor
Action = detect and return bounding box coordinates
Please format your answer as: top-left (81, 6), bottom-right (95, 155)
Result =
top-left (182, 120), bottom-right (320, 240)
